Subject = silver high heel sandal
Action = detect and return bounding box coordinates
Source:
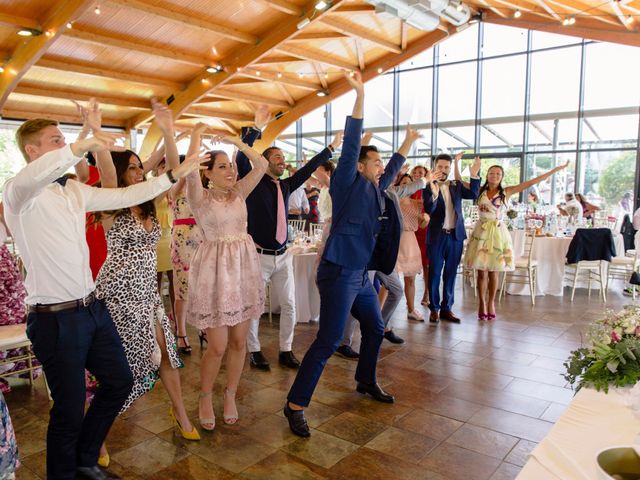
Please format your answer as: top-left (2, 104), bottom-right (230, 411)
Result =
top-left (223, 388), bottom-right (239, 425)
top-left (198, 392), bottom-right (215, 431)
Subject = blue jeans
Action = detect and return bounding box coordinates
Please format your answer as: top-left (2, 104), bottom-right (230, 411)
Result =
top-left (26, 300), bottom-right (133, 479)
top-left (287, 260), bottom-right (384, 407)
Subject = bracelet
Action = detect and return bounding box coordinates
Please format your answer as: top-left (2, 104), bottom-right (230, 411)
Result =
top-left (166, 169), bottom-right (177, 184)
top-left (328, 144), bottom-right (335, 153)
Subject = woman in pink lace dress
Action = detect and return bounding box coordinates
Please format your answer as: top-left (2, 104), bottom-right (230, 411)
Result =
top-left (185, 126), bottom-right (267, 431)
top-left (394, 174), bottom-right (428, 321)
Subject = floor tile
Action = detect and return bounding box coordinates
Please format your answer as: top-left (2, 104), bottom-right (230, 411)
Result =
top-left (239, 451), bottom-right (328, 480)
top-left (420, 443), bottom-right (502, 480)
top-left (445, 424), bottom-right (519, 459)
top-left (148, 455), bottom-right (235, 480)
top-left (364, 426), bottom-right (438, 464)
top-left (316, 411), bottom-right (388, 445)
top-left (504, 379), bottom-right (574, 405)
top-left (504, 439), bottom-right (538, 467)
top-left (283, 429), bottom-right (359, 469)
top-left (111, 436), bottom-right (190, 476)
top-left (489, 462), bottom-right (522, 480)
top-left (394, 407), bottom-right (463, 440)
top-left (468, 407), bottom-right (554, 442)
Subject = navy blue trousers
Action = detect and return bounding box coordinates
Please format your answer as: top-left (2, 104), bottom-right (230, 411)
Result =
top-left (26, 300), bottom-right (133, 480)
top-left (427, 233), bottom-right (464, 313)
top-left (287, 260), bottom-right (384, 407)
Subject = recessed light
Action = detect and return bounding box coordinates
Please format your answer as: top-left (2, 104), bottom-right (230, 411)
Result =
top-left (17, 29), bottom-right (33, 36)
top-left (315, 0), bottom-right (328, 10)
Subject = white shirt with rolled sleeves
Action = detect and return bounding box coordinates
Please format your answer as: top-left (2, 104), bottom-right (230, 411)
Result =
top-left (288, 186), bottom-right (309, 213)
top-left (2, 144), bottom-right (173, 305)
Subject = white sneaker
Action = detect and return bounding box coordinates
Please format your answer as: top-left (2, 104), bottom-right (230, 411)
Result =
top-left (408, 310), bottom-right (424, 321)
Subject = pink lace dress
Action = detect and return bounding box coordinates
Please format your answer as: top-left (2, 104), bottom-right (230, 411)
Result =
top-left (185, 162), bottom-right (266, 329)
top-left (395, 198), bottom-right (423, 276)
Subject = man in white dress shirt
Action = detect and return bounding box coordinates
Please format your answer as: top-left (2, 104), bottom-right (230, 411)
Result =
top-left (287, 185), bottom-right (309, 220)
top-left (2, 118), bottom-right (204, 480)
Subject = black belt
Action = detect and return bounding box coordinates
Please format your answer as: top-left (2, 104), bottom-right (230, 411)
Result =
top-left (256, 246), bottom-right (287, 256)
top-left (28, 292), bottom-right (96, 314)
top-left (443, 229), bottom-right (454, 234)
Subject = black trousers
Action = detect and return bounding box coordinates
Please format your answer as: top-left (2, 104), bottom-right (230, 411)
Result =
top-left (26, 299), bottom-right (133, 480)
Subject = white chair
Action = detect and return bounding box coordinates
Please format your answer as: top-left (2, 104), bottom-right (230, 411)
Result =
top-left (608, 232), bottom-right (640, 299)
top-left (458, 240), bottom-right (477, 296)
top-left (500, 229), bottom-right (537, 305)
top-left (309, 222), bottom-right (324, 237)
top-left (288, 219), bottom-right (305, 233)
top-left (566, 260), bottom-right (607, 303)
top-left (0, 323), bottom-right (39, 386)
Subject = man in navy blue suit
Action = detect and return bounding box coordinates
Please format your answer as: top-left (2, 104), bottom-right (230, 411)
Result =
top-left (424, 154), bottom-right (481, 323)
top-left (284, 72), bottom-right (421, 437)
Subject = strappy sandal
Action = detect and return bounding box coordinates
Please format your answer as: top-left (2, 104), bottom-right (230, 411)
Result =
top-left (176, 334), bottom-right (192, 355)
top-left (223, 388), bottom-right (239, 425)
top-left (198, 392), bottom-right (215, 431)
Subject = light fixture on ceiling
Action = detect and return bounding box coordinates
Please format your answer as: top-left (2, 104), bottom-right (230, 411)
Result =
top-left (297, 18), bottom-right (311, 29)
top-left (206, 65), bottom-right (223, 73)
top-left (316, 90), bottom-right (329, 97)
top-left (468, 12), bottom-right (482, 24)
top-left (0, 67), bottom-right (4, 73)
top-left (324, 72), bottom-right (328, 79)
top-left (256, 70), bottom-right (261, 76)
top-left (377, 67), bottom-right (383, 73)
top-left (298, 72), bottom-right (304, 78)
top-left (366, 0), bottom-right (470, 31)
top-left (66, 22), bottom-right (73, 29)
top-left (277, 72), bottom-right (282, 78)
top-left (514, 9), bottom-right (521, 18)
top-left (94, 4), bottom-right (101, 14)
top-left (45, 30), bottom-right (53, 37)
top-left (17, 29), bottom-right (35, 36)
top-left (315, 0), bottom-right (329, 10)
top-left (625, 15), bottom-right (634, 24)
top-left (456, 2), bottom-right (464, 11)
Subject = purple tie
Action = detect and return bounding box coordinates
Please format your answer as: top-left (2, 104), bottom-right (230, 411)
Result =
top-left (273, 179), bottom-right (287, 244)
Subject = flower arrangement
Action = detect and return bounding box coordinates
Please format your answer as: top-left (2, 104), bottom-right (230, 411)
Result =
top-left (506, 209), bottom-right (518, 220)
top-left (564, 306), bottom-right (640, 393)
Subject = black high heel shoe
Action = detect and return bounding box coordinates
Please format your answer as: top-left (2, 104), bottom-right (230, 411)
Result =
top-left (176, 334), bottom-right (192, 355)
top-left (198, 330), bottom-right (208, 348)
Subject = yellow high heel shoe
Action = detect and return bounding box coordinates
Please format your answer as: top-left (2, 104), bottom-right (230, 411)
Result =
top-left (168, 408), bottom-right (201, 441)
top-left (98, 452), bottom-right (110, 468)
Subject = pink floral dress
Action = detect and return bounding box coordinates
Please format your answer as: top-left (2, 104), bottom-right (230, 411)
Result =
top-left (185, 164), bottom-right (266, 329)
top-left (395, 198), bottom-right (423, 276)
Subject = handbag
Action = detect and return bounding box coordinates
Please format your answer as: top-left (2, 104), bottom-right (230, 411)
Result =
top-left (630, 271), bottom-right (640, 286)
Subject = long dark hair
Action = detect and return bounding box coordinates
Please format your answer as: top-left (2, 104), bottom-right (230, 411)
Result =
top-left (394, 173), bottom-right (412, 187)
top-left (478, 165), bottom-right (506, 205)
top-left (112, 150), bottom-right (155, 220)
top-left (201, 150), bottom-right (229, 188)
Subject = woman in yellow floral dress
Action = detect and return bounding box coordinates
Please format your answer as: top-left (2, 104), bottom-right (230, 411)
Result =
top-left (464, 162), bottom-right (569, 320)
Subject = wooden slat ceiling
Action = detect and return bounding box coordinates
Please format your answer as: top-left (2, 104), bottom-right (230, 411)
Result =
top-left (0, 0), bottom-right (635, 149)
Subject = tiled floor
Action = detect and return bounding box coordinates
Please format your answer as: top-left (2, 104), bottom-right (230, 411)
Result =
top-left (7, 280), bottom-right (633, 479)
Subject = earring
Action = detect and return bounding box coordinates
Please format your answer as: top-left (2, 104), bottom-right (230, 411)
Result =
top-left (207, 180), bottom-right (214, 189)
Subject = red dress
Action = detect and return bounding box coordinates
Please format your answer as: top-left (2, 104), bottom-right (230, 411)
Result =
top-left (411, 189), bottom-right (429, 266)
top-left (85, 166), bottom-right (107, 280)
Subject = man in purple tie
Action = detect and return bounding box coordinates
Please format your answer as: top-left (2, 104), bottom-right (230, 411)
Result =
top-left (235, 106), bottom-right (343, 371)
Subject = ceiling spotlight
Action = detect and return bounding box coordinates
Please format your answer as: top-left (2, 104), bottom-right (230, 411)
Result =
top-left (66, 22), bottom-right (73, 29)
top-left (277, 72), bottom-right (282, 78)
top-left (0, 67), bottom-right (4, 73)
top-left (206, 66), bottom-right (217, 73)
top-left (297, 18), bottom-right (311, 30)
top-left (94, 4), bottom-right (101, 14)
top-left (456, 2), bottom-right (464, 11)
top-left (349, 71), bottom-right (355, 77)
top-left (625, 15), bottom-right (634, 24)
top-left (256, 70), bottom-right (261, 76)
top-left (315, 0), bottom-right (329, 10)
top-left (236, 66), bottom-right (242, 72)
top-left (514, 9), bottom-right (521, 18)
top-left (316, 90), bottom-right (329, 97)
top-left (324, 73), bottom-right (328, 79)
top-left (568, 16), bottom-right (576, 24)
top-left (298, 72), bottom-right (304, 78)
top-left (45, 30), bottom-right (53, 37)
top-left (562, 17), bottom-right (570, 25)
top-left (377, 67), bottom-right (383, 73)
top-left (201, 78), bottom-right (210, 85)
top-left (17, 29), bottom-right (34, 36)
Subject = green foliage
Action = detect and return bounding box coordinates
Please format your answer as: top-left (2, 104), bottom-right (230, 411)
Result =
top-left (598, 151), bottom-right (636, 206)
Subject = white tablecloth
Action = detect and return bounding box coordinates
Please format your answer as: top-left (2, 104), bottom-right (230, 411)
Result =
top-left (270, 252), bottom-right (320, 324)
top-left (518, 387), bottom-right (640, 479)
top-left (507, 230), bottom-right (625, 297)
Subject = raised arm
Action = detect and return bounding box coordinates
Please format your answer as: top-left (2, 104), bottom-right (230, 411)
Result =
top-left (423, 168), bottom-right (439, 215)
top-left (505, 161), bottom-right (569, 198)
top-left (226, 135), bottom-right (269, 199)
top-left (2, 132), bottom-right (123, 214)
top-left (287, 130), bottom-right (341, 191)
top-left (389, 178), bottom-right (427, 198)
top-left (71, 100), bottom-right (91, 183)
top-left (330, 71), bottom-right (364, 192)
top-left (236, 104), bottom-right (270, 179)
top-left (83, 98), bottom-right (118, 189)
top-left (460, 156), bottom-right (481, 200)
top-left (151, 99), bottom-right (179, 170)
top-left (379, 126), bottom-right (421, 191)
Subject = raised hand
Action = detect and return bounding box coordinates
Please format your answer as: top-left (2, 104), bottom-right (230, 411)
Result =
top-left (330, 130), bottom-right (344, 150)
top-left (71, 131), bottom-right (125, 157)
top-left (254, 104), bottom-right (271, 130)
top-left (556, 160), bottom-right (570, 171)
top-left (469, 155), bottom-right (481, 178)
top-left (454, 151), bottom-right (464, 163)
top-left (403, 124), bottom-right (422, 144)
top-left (152, 98), bottom-right (174, 134)
top-left (361, 131), bottom-right (373, 145)
top-left (343, 70), bottom-right (363, 92)
top-left (172, 152), bottom-right (212, 179)
top-left (400, 163), bottom-right (410, 175)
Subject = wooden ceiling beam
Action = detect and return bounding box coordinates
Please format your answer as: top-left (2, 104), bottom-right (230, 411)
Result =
top-left (239, 69), bottom-right (320, 90)
top-left (0, 12), bottom-right (39, 30)
top-left (107, 0), bottom-right (257, 44)
top-left (400, 21), bottom-right (408, 51)
top-left (64, 26), bottom-right (213, 66)
top-left (253, 55), bottom-right (304, 64)
top-left (608, 0), bottom-right (634, 29)
top-left (0, 0), bottom-right (94, 108)
top-left (36, 56), bottom-right (183, 90)
top-left (543, 0), bottom-right (620, 26)
top-left (331, 4), bottom-right (376, 13)
top-left (255, 0), bottom-right (302, 15)
top-left (225, 77), bottom-right (264, 85)
top-left (312, 62), bottom-right (329, 89)
top-left (2, 108), bottom-right (126, 127)
top-left (291, 31), bottom-right (350, 41)
top-left (354, 38), bottom-right (365, 70)
top-left (14, 82), bottom-right (150, 109)
top-left (320, 17), bottom-right (402, 53)
top-left (276, 83), bottom-right (296, 106)
top-left (277, 44), bottom-right (357, 70)
top-left (257, 29), bottom-right (450, 148)
top-left (135, 0), bottom-right (344, 154)
top-left (213, 87), bottom-right (291, 107)
top-left (183, 107), bottom-right (254, 122)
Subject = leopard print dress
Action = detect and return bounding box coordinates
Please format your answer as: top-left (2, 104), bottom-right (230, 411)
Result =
top-left (96, 212), bottom-right (182, 413)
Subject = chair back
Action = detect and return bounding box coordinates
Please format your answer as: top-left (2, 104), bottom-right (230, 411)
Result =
top-left (523, 229), bottom-right (536, 264)
top-left (566, 228), bottom-right (615, 264)
top-left (288, 219), bottom-right (306, 233)
top-left (309, 222), bottom-right (324, 237)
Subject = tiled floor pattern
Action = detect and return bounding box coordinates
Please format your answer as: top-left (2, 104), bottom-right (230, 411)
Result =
top-left (7, 281), bottom-right (632, 479)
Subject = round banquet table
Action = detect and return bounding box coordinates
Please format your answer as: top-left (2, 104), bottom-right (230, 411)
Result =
top-left (506, 230), bottom-right (626, 297)
top-left (269, 250), bottom-right (320, 324)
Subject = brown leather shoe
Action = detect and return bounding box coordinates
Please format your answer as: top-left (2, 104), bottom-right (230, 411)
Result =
top-left (440, 311), bottom-right (461, 323)
top-left (429, 310), bottom-right (439, 323)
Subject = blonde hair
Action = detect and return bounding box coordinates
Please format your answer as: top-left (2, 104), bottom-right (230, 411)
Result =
top-left (16, 118), bottom-right (59, 160)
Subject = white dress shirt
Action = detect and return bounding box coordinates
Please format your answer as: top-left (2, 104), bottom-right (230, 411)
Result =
top-left (3, 144), bottom-right (172, 305)
top-left (317, 187), bottom-right (331, 222)
top-left (288, 186), bottom-right (309, 213)
top-left (438, 181), bottom-right (456, 230)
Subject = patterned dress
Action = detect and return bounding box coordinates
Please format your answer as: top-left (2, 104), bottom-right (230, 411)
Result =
top-left (186, 165), bottom-right (266, 329)
top-left (0, 391), bottom-right (18, 478)
top-left (96, 213), bottom-right (182, 412)
top-left (170, 193), bottom-right (203, 300)
top-left (0, 224), bottom-right (40, 394)
top-left (395, 198), bottom-right (423, 276)
top-left (464, 191), bottom-right (515, 272)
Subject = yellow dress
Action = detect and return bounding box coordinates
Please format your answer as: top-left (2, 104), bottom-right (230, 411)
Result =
top-left (155, 196), bottom-right (173, 273)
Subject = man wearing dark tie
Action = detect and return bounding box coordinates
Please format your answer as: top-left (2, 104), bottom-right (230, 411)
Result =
top-left (424, 154), bottom-right (481, 323)
top-left (283, 72), bottom-right (417, 437)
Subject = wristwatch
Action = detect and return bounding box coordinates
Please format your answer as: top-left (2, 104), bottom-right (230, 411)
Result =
top-left (166, 169), bottom-right (177, 184)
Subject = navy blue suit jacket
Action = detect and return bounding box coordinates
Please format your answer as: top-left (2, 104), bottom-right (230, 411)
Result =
top-left (322, 116), bottom-right (405, 270)
top-left (423, 178), bottom-right (481, 245)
